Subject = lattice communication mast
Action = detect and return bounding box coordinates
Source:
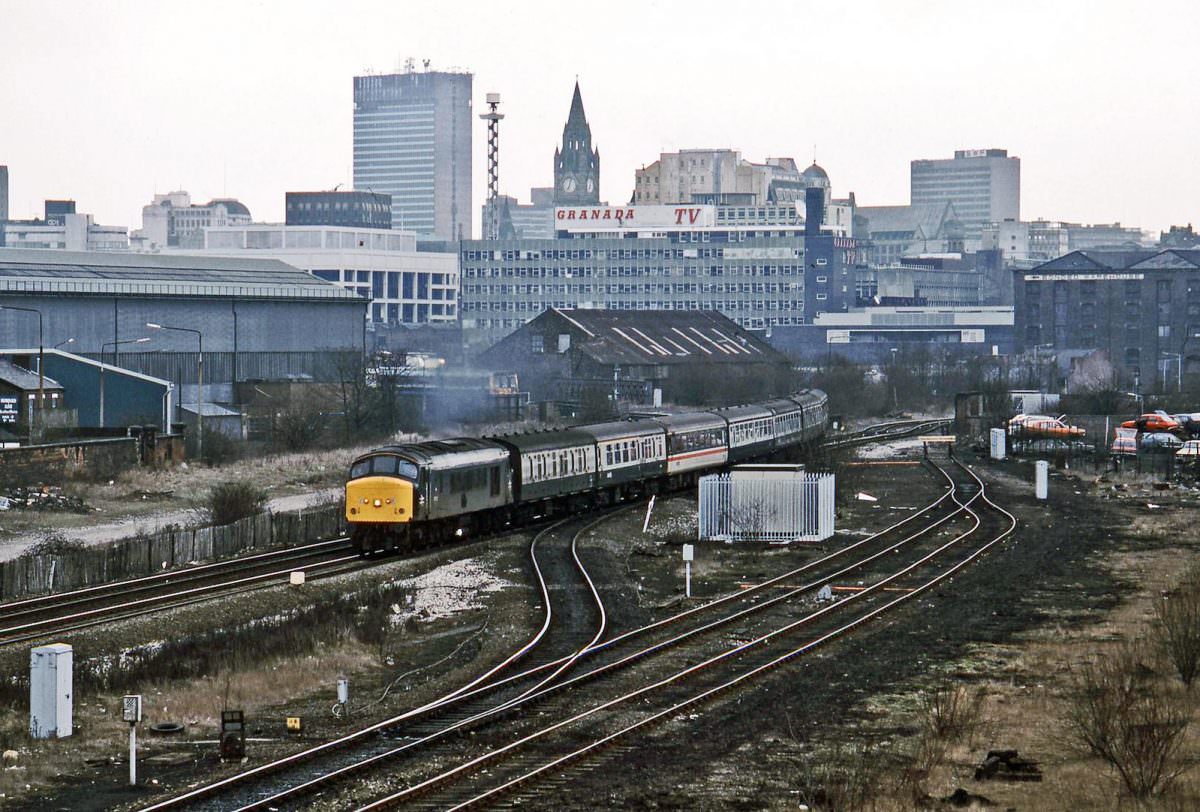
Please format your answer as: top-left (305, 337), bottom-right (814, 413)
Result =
top-left (479, 92), bottom-right (504, 240)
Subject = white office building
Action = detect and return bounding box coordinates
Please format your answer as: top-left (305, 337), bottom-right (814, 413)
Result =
top-left (910, 149), bottom-right (1020, 241)
top-left (2, 213), bottom-right (128, 251)
top-left (191, 225), bottom-right (458, 326)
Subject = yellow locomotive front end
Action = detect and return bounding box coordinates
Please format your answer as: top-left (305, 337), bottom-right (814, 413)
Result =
top-left (345, 475), bottom-right (414, 524)
top-left (345, 452), bottom-right (420, 555)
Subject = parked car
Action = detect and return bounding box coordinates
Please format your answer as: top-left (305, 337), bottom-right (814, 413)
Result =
top-left (1142, 432), bottom-right (1184, 452)
top-left (1111, 435), bottom-right (1138, 456)
top-left (1121, 411), bottom-right (1182, 434)
top-left (1177, 440), bottom-right (1200, 460)
top-left (1007, 413), bottom-right (1086, 439)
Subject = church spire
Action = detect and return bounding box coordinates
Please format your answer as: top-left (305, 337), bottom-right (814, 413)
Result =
top-left (566, 80), bottom-right (587, 130)
top-left (553, 81), bottom-right (600, 206)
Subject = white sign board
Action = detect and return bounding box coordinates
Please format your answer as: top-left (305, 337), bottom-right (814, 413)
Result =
top-left (682, 544), bottom-right (694, 562)
top-left (122, 695), bottom-right (142, 723)
top-left (555, 204), bottom-right (716, 231)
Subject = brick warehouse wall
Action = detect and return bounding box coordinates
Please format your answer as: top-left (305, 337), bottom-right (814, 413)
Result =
top-left (0, 437), bottom-right (138, 487)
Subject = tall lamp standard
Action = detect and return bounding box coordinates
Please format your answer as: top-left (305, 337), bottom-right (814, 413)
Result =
top-left (99, 338), bottom-right (151, 428)
top-left (1, 305), bottom-right (43, 440)
top-left (146, 323), bottom-right (203, 462)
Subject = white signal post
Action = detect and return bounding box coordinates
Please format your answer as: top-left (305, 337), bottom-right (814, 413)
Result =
top-left (122, 694), bottom-right (142, 786)
top-left (682, 544), bottom-right (694, 598)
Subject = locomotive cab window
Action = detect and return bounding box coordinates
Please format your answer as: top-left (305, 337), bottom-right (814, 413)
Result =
top-left (350, 455), bottom-right (418, 480)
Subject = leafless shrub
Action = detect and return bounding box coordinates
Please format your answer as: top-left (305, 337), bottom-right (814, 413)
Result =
top-left (1155, 570), bottom-right (1200, 688)
top-left (1065, 644), bottom-right (1194, 799)
top-left (205, 481), bottom-right (267, 526)
top-left (274, 394), bottom-right (326, 452)
top-left (920, 678), bottom-right (986, 742)
top-left (20, 531), bottom-right (85, 558)
top-left (794, 742), bottom-right (884, 812)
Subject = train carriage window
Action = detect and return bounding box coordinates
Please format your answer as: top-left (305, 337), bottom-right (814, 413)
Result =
top-left (350, 460), bottom-right (370, 478)
top-left (490, 466), bottom-right (501, 496)
top-left (605, 445), bottom-right (613, 466)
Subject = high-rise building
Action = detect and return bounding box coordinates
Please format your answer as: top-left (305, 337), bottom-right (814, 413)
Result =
top-left (910, 148), bottom-right (1020, 240)
top-left (0, 165), bottom-right (9, 224)
top-left (353, 67), bottom-right (473, 240)
top-left (553, 83), bottom-right (600, 207)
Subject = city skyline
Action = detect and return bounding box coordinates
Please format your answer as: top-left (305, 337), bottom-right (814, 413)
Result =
top-left (0, 0), bottom-right (1196, 234)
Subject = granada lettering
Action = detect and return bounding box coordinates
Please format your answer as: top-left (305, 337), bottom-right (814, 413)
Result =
top-left (556, 208), bottom-right (636, 222)
top-left (673, 207), bottom-right (702, 225)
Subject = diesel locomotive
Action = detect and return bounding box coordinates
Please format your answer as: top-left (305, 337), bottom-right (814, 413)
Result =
top-left (345, 390), bottom-right (828, 555)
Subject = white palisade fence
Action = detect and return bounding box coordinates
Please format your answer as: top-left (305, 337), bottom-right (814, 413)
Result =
top-left (698, 466), bottom-right (835, 543)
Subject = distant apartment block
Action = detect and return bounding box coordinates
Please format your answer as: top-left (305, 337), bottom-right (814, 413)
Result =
top-left (285, 190), bottom-right (392, 229)
top-left (2, 199), bottom-right (128, 251)
top-left (910, 148), bottom-right (1020, 240)
top-left (981, 219), bottom-right (1148, 265)
top-left (633, 150), bottom-right (808, 206)
top-left (198, 224), bottom-right (458, 326)
top-left (458, 196), bottom-right (858, 347)
top-left (133, 191), bottom-right (251, 250)
top-left (353, 67), bottom-right (472, 240)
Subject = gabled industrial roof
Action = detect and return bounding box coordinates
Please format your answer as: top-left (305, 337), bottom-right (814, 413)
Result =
top-left (858, 203), bottom-right (960, 240)
top-left (1029, 249), bottom-right (1159, 272)
top-left (0, 248), bottom-right (361, 301)
top-left (532, 308), bottom-right (787, 365)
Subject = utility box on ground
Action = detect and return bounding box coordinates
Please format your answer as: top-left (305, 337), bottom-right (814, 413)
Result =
top-left (30, 643), bottom-right (73, 739)
top-left (990, 428), bottom-right (1006, 460)
top-left (699, 465), bottom-right (835, 543)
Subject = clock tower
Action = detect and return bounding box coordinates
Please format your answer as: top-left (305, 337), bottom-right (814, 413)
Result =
top-left (553, 82), bottom-right (600, 206)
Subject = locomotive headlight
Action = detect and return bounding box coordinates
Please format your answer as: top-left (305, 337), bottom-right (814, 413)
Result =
top-left (361, 498), bottom-right (368, 504)
top-left (386, 498), bottom-right (394, 504)
top-left (373, 498), bottom-right (382, 507)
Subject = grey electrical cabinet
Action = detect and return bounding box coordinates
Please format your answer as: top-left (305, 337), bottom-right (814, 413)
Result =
top-left (30, 643), bottom-right (73, 739)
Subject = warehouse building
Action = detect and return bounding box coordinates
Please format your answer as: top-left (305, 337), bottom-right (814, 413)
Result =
top-left (1013, 249), bottom-right (1200, 391)
top-left (0, 249), bottom-right (367, 408)
top-left (476, 308), bottom-right (795, 407)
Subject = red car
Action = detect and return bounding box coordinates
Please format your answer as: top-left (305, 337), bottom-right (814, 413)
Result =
top-left (1121, 411), bottom-right (1182, 434)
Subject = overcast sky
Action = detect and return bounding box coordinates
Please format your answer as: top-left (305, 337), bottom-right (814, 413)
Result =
top-left (1, 0), bottom-right (1195, 235)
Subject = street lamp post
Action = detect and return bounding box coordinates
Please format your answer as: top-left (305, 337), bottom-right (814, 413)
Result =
top-left (146, 323), bottom-right (203, 462)
top-left (1, 305), bottom-right (43, 440)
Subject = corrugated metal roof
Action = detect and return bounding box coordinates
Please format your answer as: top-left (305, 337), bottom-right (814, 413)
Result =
top-left (0, 359), bottom-right (62, 391)
top-left (0, 248), bottom-right (361, 301)
top-left (545, 308), bottom-right (786, 366)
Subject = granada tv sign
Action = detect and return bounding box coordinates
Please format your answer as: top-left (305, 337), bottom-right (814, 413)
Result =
top-left (555, 205), bottom-right (716, 230)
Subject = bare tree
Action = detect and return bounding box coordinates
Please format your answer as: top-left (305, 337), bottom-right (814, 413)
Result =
top-left (1154, 574), bottom-right (1200, 688)
top-left (1064, 644), bottom-right (1193, 798)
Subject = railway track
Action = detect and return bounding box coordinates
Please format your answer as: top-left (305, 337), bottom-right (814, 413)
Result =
top-left (139, 509), bottom-right (621, 812)
top-left (347, 455), bottom-right (1014, 810)
top-left (0, 538), bottom-right (364, 646)
top-left (823, 417), bottom-right (953, 449)
top-left (0, 418), bottom-right (926, 652)
top-left (142, 455), bottom-right (1001, 810)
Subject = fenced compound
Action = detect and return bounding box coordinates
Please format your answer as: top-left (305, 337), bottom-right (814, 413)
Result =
top-left (0, 503), bottom-right (345, 600)
top-left (698, 467), bottom-right (835, 543)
